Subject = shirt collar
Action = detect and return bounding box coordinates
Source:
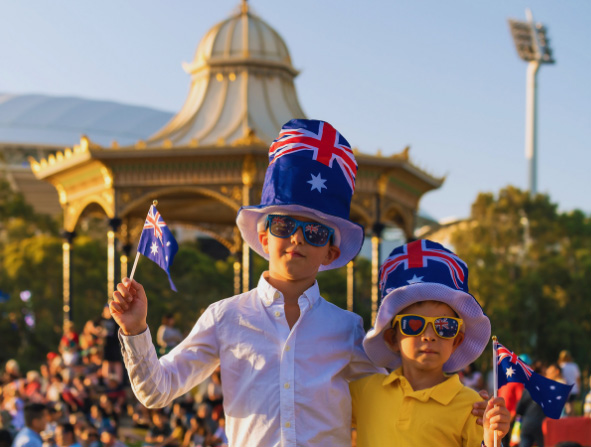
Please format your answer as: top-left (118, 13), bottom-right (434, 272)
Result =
top-left (257, 272), bottom-right (321, 308)
top-left (382, 367), bottom-right (465, 405)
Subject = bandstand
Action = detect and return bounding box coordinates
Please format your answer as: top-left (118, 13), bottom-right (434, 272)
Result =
top-left (29, 2), bottom-right (443, 325)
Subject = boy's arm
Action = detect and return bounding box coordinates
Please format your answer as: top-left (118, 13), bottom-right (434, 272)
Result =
top-left (347, 317), bottom-right (386, 380)
top-left (112, 279), bottom-right (220, 408)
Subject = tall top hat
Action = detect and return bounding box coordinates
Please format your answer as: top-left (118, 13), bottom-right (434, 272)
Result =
top-left (236, 119), bottom-right (364, 270)
top-left (363, 239), bottom-right (491, 372)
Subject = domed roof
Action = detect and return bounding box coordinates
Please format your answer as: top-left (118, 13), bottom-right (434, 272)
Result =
top-left (147, 1), bottom-right (306, 148)
top-left (184, 1), bottom-right (295, 76)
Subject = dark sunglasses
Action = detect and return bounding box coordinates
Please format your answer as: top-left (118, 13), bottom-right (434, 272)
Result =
top-left (392, 314), bottom-right (463, 339)
top-left (265, 215), bottom-right (335, 247)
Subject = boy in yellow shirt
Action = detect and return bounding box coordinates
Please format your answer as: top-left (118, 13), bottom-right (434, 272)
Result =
top-left (351, 239), bottom-right (510, 446)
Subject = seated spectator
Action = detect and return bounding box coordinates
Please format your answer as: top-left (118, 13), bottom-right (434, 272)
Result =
top-left (2, 360), bottom-right (21, 387)
top-left (156, 314), bottom-right (183, 356)
top-left (181, 417), bottom-right (209, 447)
top-left (88, 405), bottom-right (114, 434)
top-left (55, 422), bottom-right (80, 447)
top-left (129, 403), bottom-right (151, 429)
top-left (12, 403), bottom-right (47, 447)
top-left (211, 417), bottom-right (228, 447)
top-left (22, 372), bottom-right (45, 404)
top-left (144, 410), bottom-right (178, 447)
top-left (59, 322), bottom-right (80, 368)
top-left (99, 428), bottom-right (125, 447)
top-left (78, 427), bottom-right (99, 447)
top-left (103, 378), bottom-right (125, 418)
top-left (4, 382), bottom-right (25, 431)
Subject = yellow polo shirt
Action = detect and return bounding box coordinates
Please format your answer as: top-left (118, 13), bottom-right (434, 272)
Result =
top-left (350, 368), bottom-right (483, 447)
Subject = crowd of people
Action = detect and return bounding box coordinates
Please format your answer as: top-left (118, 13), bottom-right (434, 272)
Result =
top-left (0, 306), bottom-right (228, 447)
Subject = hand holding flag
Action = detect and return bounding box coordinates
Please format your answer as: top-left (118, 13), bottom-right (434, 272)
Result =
top-left (494, 339), bottom-right (573, 419)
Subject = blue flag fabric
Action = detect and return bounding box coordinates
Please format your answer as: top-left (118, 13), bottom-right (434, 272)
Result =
top-left (496, 341), bottom-right (573, 419)
top-left (137, 205), bottom-right (179, 291)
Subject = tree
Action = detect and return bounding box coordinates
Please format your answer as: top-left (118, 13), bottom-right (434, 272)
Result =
top-left (450, 186), bottom-right (591, 370)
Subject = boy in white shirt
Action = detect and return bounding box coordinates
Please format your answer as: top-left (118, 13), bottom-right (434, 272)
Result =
top-left (110, 119), bottom-right (380, 447)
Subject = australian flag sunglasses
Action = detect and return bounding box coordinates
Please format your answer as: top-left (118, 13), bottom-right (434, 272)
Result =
top-left (266, 215), bottom-right (335, 247)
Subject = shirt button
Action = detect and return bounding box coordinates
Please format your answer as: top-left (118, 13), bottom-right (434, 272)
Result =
top-left (284, 383), bottom-right (290, 389)
top-left (285, 422), bottom-right (291, 428)
top-left (285, 345), bottom-right (291, 351)
top-left (274, 311), bottom-right (281, 317)
top-left (265, 300), bottom-right (271, 306)
top-left (274, 291), bottom-right (280, 300)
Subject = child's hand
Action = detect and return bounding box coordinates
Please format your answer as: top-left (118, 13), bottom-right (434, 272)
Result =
top-left (483, 397), bottom-right (511, 447)
top-left (472, 389), bottom-right (489, 425)
top-left (110, 278), bottom-right (149, 336)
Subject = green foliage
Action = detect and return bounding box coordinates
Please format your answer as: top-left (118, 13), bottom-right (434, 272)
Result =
top-left (450, 186), bottom-right (591, 371)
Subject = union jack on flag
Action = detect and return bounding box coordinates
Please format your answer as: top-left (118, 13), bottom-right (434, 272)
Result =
top-left (268, 120), bottom-right (358, 192)
top-left (379, 239), bottom-right (467, 293)
top-left (144, 206), bottom-right (167, 244)
top-left (497, 343), bottom-right (533, 379)
top-left (137, 204), bottom-right (179, 291)
top-left (496, 340), bottom-right (573, 419)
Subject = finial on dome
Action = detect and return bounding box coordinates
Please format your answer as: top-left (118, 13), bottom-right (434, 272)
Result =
top-left (241, 0), bottom-right (248, 14)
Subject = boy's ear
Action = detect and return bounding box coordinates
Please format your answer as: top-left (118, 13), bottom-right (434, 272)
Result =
top-left (452, 331), bottom-right (465, 351)
top-left (383, 328), bottom-right (399, 353)
top-left (321, 245), bottom-right (341, 266)
top-left (258, 231), bottom-right (270, 254)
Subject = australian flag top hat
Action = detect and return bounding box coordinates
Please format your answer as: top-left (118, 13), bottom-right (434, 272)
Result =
top-left (236, 119), bottom-right (364, 271)
top-left (363, 239), bottom-right (491, 372)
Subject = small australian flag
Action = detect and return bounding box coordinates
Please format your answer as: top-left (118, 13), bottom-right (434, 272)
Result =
top-left (497, 341), bottom-right (573, 419)
top-left (137, 205), bottom-right (179, 291)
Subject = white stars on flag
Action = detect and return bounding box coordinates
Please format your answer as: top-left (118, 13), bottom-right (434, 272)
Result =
top-left (150, 241), bottom-right (159, 255)
top-left (307, 173), bottom-right (327, 192)
top-left (407, 274), bottom-right (424, 285)
top-left (505, 366), bottom-right (515, 378)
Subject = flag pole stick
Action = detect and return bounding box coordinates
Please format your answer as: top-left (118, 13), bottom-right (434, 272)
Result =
top-left (492, 335), bottom-right (498, 447)
top-left (129, 252), bottom-right (141, 282)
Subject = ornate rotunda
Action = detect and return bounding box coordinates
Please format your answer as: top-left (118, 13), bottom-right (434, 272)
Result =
top-left (30, 1), bottom-right (443, 323)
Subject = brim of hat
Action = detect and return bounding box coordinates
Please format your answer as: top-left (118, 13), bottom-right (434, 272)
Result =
top-left (236, 203), bottom-right (364, 271)
top-left (363, 282), bottom-right (491, 372)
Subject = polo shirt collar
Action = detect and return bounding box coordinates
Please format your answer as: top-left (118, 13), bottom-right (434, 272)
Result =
top-left (257, 272), bottom-right (320, 308)
top-left (382, 367), bottom-right (464, 405)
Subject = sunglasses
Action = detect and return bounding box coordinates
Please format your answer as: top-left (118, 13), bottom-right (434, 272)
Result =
top-left (392, 314), bottom-right (463, 339)
top-left (266, 215), bottom-right (335, 247)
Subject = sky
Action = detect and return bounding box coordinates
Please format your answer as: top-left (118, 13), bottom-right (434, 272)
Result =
top-left (2, 0), bottom-right (590, 222)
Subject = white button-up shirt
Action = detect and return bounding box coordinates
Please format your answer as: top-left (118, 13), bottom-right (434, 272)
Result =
top-left (120, 274), bottom-right (380, 447)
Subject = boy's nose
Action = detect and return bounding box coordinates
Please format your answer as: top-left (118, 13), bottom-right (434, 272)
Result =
top-left (421, 322), bottom-right (437, 340)
top-left (290, 227), bottom-right (305, 244)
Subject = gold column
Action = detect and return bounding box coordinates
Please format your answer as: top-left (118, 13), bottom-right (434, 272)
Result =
top-left (107, 218), bottom-right (121, 297)
top-left (233, 259), bottom-right (241, 296)
top-left (371, 176), bottom-right (387, 324)
top-left (347, 260), bottom-right (355, 312)
top-left (241, 155), bottom-right (256, 293)
top-left (120, 254), bottom-right (128, 280)
top-left (62, 231), bottom-right (75, 325)
top-left (371, 235), bottom-right (381, 324)
top-left (107, 229), bottom-right (115, 296)
top-left (120, 221), bottom-right (131, 279)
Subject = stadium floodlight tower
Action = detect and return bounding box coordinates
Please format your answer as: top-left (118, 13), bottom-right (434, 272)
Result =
top-left (508, 9), bottom-right (554, 196)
